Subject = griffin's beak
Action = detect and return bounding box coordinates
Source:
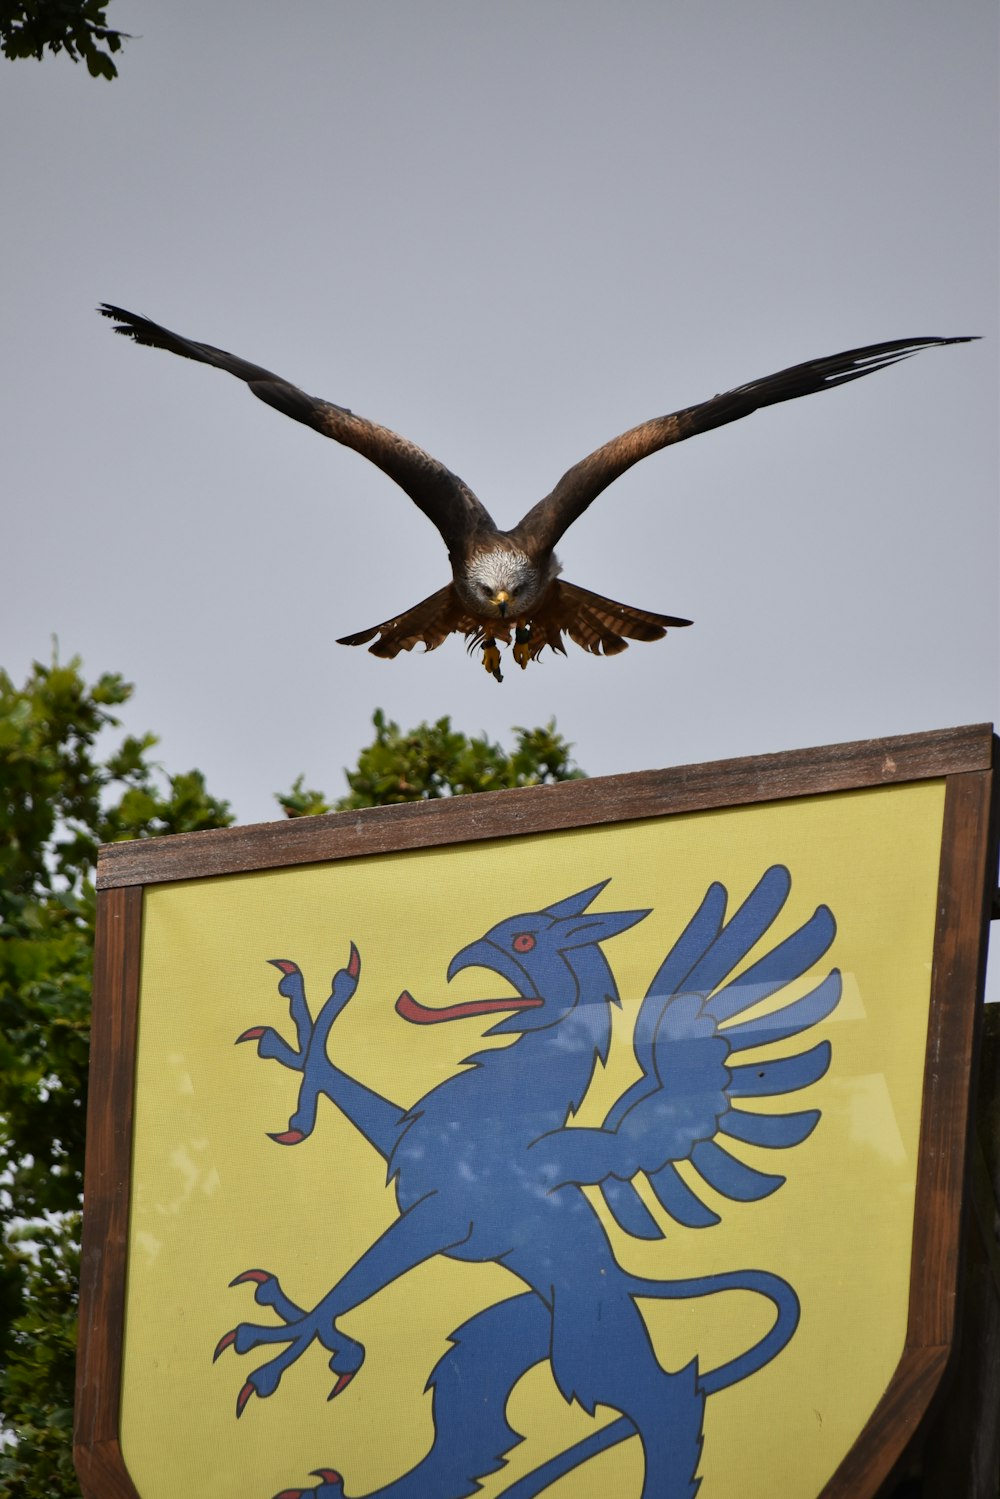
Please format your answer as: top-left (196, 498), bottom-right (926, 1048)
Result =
top-left (493, 589), bottom-right (510, 617)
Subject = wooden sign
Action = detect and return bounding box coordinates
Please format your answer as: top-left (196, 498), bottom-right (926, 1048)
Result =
top-left (76, 725), bottom-right (997, 1499)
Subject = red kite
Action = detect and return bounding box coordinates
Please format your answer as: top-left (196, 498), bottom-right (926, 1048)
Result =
top-left (100, 306), bottom-right (972, 680)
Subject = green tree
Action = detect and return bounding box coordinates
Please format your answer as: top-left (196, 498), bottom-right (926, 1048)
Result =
top-left (0, 0), bottom-right (127, 79)
top-left (279, 706), bottom-right (583, 815)
top-left (0, 653), bottom-right (583, 1495)
top-left (0, 653), bottom-right (233, 1497)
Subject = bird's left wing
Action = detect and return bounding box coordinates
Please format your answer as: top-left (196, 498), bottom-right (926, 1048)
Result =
top-left (513, 335), bottom-right (976, 554)
top-left (99, 304), bottom-right (493, 553)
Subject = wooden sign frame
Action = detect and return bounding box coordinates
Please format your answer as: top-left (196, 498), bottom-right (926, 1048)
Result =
top-left (75, 723), bottom-right (998, 1499)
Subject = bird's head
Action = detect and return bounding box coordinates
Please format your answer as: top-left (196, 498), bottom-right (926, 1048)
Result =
top-left (463, 545), bottom-right (545, 618)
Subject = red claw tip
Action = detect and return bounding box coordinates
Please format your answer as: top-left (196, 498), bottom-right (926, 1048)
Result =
top-left (312, 1473), bottom-right (343, 1485)
top-left (273, 1490), bottom-right (304, 1499)
top-left (268, 1128), bottom-right (306, 1145)
top-left (269, 959), bottom-right (300, 975)
top-left (213, 1328), bottom-right (237, 1361)
top-left (347, 944), bottom-right (360, 979)
top-left (230, 1268), bottom-right (270, 1286)
top-left (236, 1379), bottom-right (256, 1417)
top-left (236, 1026), bottom-right (266, 1043)
top-left (327, 1371), bottom-right (355, 1400)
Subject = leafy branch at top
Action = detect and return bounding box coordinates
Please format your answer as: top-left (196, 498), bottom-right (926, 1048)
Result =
top-left (0, 0), bottom-right (129, 79)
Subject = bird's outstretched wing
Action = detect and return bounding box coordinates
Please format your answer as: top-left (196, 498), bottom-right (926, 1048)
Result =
top-left (99, 304), bottom-right (492, 553)
top-left (514, 335), bottom-right (977, 553)
top-left (337, 584), bottom-right (480, 657)
top-left (594, 865), bottom-right (840, 1240)
top-left (527, 580), bottom-right (692, 658)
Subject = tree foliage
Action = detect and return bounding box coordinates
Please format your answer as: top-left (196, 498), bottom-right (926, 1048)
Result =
top-left (0, 653), bottom-right (583, 1494)
top-left (0, 653), bottom-right (234, 1496)
top-left (279, 707), bottom-right (583, 815)
top-left (0, 0), bottom-right (127, 79)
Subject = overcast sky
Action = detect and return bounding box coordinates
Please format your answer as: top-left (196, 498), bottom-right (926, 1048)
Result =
top-left (3, 2), bottom-right (997, 982)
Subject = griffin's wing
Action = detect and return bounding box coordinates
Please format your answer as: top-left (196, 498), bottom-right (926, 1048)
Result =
top-left (528, 580), bottom-right (691, 659)
top-left (99, 304), bottom-right (493, 553)
top-left (337, 584), bottom-right (478, 658)
top-left (599, 865), bottom-right (841, 1241)
top-left (513, 335), bottom-right (977, 554)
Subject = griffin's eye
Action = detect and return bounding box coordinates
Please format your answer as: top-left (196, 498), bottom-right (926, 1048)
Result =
top-left (513, 933), bottom-right (535, 953)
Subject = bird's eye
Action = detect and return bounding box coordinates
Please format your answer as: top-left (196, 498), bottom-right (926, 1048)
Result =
top-left (513, 933), bottom-right (535, 953)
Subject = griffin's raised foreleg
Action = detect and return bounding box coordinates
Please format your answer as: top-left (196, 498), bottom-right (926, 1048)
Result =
top-left (236, 951), bottom-right (406, 1159)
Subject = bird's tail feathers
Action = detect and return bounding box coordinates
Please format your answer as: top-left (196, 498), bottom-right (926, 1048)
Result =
top-left (337, 584), bottom-right (474, 658)
top-left (533, 580), bottom-right (692, 658)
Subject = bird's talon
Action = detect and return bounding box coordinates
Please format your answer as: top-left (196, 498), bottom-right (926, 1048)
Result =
top-left (513, 625), bottom-right (536, 669)
top-left (327, 1371), bottom-right (355, 1401)
top-left (268, 1128), bottom-right (306, 1145)
top-left (481, 640), bottom-right (502, 680)
top-left (236, 1025), bottom-right (266, 1043)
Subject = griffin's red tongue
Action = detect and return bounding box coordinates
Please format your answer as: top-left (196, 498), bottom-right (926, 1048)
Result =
top-left (395, 990), bottom-right (543, 1025)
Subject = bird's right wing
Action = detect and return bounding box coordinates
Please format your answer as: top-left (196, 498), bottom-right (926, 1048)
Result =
top-left (99, 305), bottom-right (493, 553)
top-left (514, 335), bottom-right (976, 554)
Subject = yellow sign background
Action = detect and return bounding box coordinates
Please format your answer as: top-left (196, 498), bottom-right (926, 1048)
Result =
top-left (121, 780), bottom-right (945, 1498)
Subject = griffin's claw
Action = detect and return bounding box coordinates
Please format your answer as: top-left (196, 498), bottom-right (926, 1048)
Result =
top-left (268, 1128), bottom-right (306, 1145)
top-left (213, 1328), bottom-right (237, 1362)
top-left (236, 1026), bottom-right (266, 1043)
top-left (269, 959), bottom-right (300, 975)
top-left (236, 1379), bottom-right (256, 1417)
top-left (327, 1372), bottom-right (355, 1401)
top-left (347, 943), bottom-right (360, 979)
top-left (230, 1269), bottom-right (271, 1287)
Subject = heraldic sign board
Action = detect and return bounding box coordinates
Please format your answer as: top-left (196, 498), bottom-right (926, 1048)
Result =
top-left (76, 724), bottom-right (998, 1499)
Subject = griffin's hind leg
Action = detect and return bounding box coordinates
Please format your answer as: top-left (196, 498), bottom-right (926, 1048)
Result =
top-left (549, 1278), bottom-right (704, 1499)
top-left (289, 1294), bottom-right (550, 1499)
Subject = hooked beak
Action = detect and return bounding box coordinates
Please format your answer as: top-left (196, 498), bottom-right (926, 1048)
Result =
top-left (493, 589), bottom-right (510, 617)
top-left (394, 937), bottom-right (543, 1024)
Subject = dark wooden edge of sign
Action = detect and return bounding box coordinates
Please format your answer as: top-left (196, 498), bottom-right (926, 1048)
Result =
top-left (74, 885), bottom-right (143, 1499)
top-left (76, 726), bottom-right (998, 1499)
top-left (95, 722), bottom-right (994, 889)
top-left (819, 754), bottom-right (999, 1498)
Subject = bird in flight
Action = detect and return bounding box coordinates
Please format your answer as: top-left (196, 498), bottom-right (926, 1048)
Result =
top-left (100, 306), bottom-right (973, 681)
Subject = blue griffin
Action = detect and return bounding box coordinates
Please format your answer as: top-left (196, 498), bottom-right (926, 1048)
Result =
top-left (216, 865), bottom-right (841, 1499)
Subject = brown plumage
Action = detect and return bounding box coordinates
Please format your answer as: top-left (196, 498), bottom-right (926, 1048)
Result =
top-left (99, 305), bottom-right (974, 681)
